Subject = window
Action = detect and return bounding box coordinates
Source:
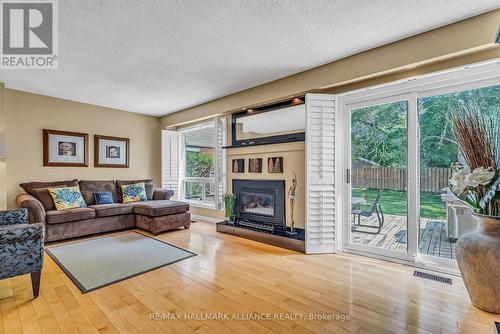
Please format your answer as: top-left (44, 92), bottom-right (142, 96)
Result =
top-left (161, 118), bottom-right (226, 210)
top-left (182, 126), bottom-right (217, 207)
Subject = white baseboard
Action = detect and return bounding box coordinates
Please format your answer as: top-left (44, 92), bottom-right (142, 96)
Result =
top-left (191, 214), bottom-right (223, 224)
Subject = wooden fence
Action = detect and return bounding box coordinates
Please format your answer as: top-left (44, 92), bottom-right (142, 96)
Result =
top-left (352, 167), bottom-right (451, 192)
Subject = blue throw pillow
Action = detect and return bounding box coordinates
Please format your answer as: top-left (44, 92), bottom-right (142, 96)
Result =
top-left (94, 192), bottom-right (114, 205)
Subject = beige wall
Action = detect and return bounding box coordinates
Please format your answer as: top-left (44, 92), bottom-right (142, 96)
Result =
top-left (0, 84), bottom-right (6, 210)
top-left (3, 89), bottom-right (161, 208)
top-left (190, 206), bottom-right (225, 221)
top-left (227, 142), bottom-right (305, 228)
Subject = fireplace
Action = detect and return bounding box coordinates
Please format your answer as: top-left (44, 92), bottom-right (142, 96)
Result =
top-left (233, 179), bottom-right (285, 227)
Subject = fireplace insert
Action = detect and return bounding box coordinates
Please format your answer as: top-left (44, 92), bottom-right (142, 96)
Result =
top-left (232, 179), bottom-right (285, 226)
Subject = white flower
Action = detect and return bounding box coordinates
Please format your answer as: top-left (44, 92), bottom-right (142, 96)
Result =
top-left (450, 168), bottom-right (469, 194)
top-left (465, 167), bottom-right (495, 188)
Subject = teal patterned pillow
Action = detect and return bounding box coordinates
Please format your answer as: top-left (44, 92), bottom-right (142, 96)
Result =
top-left (121, 182), bottom-right (147, 203)
top-left (48, 186), bottom-right (87, 210)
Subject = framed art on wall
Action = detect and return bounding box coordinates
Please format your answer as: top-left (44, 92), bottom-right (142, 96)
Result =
top-left (268, 157), bottom-right (283, 173)
top-left (94, 135), bottom-right (130, 168)
top-left (248, 158), bottom-right (262, 173)
top-left (232, 159), bottom-right (245, 173)
top-left (43, 129), bottom-right (89, 167)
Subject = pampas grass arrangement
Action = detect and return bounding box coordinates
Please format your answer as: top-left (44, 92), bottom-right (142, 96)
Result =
top-left (450, 98), bottom-right (500, 216)
top-left (451, 101), bottom-right (498, 171)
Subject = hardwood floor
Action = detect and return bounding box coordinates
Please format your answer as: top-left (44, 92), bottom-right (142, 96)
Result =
top-left (0, 221), bottom-right (498, 334)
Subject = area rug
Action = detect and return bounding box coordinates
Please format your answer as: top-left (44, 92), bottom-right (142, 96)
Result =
top-left (45, 232), bottom-right (196, 293)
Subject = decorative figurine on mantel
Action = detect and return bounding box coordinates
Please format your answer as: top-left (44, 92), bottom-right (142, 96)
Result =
top-left (287, 172), bottom-right (298, 235)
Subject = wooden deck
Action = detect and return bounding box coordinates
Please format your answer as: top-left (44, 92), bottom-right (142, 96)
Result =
top-left (351, 214), bottom-right (456, 259)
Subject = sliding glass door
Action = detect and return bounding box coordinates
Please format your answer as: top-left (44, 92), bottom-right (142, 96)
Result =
top-left (345, 96), bottom-right (413, 260)
top-left (341, 61), bottom-right (500, 272)
top-left (417, 84), bottom-right (499, 264)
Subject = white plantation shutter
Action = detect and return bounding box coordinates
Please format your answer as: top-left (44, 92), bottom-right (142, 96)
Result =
top-left (305, 93), bottom-right (337, 254)
top-left (161, 130), bottom-right (180, 199)
top-left (214, 117), bottom-right (226, 210)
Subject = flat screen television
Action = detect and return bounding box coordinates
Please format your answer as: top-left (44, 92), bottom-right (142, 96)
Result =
top-left (231, 98), bottom-right (305, 147)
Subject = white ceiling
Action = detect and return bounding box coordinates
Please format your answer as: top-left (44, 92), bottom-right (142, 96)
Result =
top-left (1, 0), bottom-right (499, 117)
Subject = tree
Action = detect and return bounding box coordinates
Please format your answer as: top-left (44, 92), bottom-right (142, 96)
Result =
top-left (184, 149), bottom-right (214, 199)
top-left (185, 150), bottom-right (214, 177)
top-left (351, 85), bottom-right (500, 169)
top-left (351, 101), bottom-right (408, 168)
top-left (419, 85), bottom-right (499, 168)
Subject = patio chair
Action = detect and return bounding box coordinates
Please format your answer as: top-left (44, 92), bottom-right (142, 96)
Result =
top-left (0, 208), bottom-right (44, 298)
top-left (352, 192), bottom-right (384, 234)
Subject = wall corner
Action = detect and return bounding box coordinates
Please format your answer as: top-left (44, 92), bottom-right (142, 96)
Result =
top-left (0, 83), bottom-right (6, 210)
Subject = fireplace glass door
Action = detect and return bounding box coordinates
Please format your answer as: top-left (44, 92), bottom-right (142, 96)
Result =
top-left (232, 179), bottom-right (285, 226)
top-left (241, 192), bottom-right (275, 217)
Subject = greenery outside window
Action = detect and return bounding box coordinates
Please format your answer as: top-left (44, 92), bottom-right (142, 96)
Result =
top-left (177, 119), bottom-right (225, 209)
top-left (182, 125), bottom-right (216, 207)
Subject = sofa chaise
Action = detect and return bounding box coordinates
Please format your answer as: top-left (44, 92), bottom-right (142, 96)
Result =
top-left (16, 179), bottom-right (190, 242)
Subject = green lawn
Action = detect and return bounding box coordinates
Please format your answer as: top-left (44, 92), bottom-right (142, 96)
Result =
top-left (352, 188), bottom-right (445, 219)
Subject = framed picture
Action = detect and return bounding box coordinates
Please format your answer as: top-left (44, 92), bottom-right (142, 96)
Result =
top-left (94, 135), bottom-right (129, 168)
top-left (43, 129), bottom-right (88, 167)
top-left (232, 159), bottom-right (245, 173)
top-left (248, 158), bottom-right (262, 173)
top-left (268, 157), bottom-right (283, 173)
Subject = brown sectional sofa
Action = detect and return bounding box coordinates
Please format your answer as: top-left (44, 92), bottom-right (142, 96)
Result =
top-left (16, 179), bottom-right (190, 242)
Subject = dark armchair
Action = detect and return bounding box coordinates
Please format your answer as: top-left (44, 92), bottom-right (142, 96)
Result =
top-left (0, 208), bottom-right (44, 298)
top-left (352, 192), bottom-right (385, 234)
